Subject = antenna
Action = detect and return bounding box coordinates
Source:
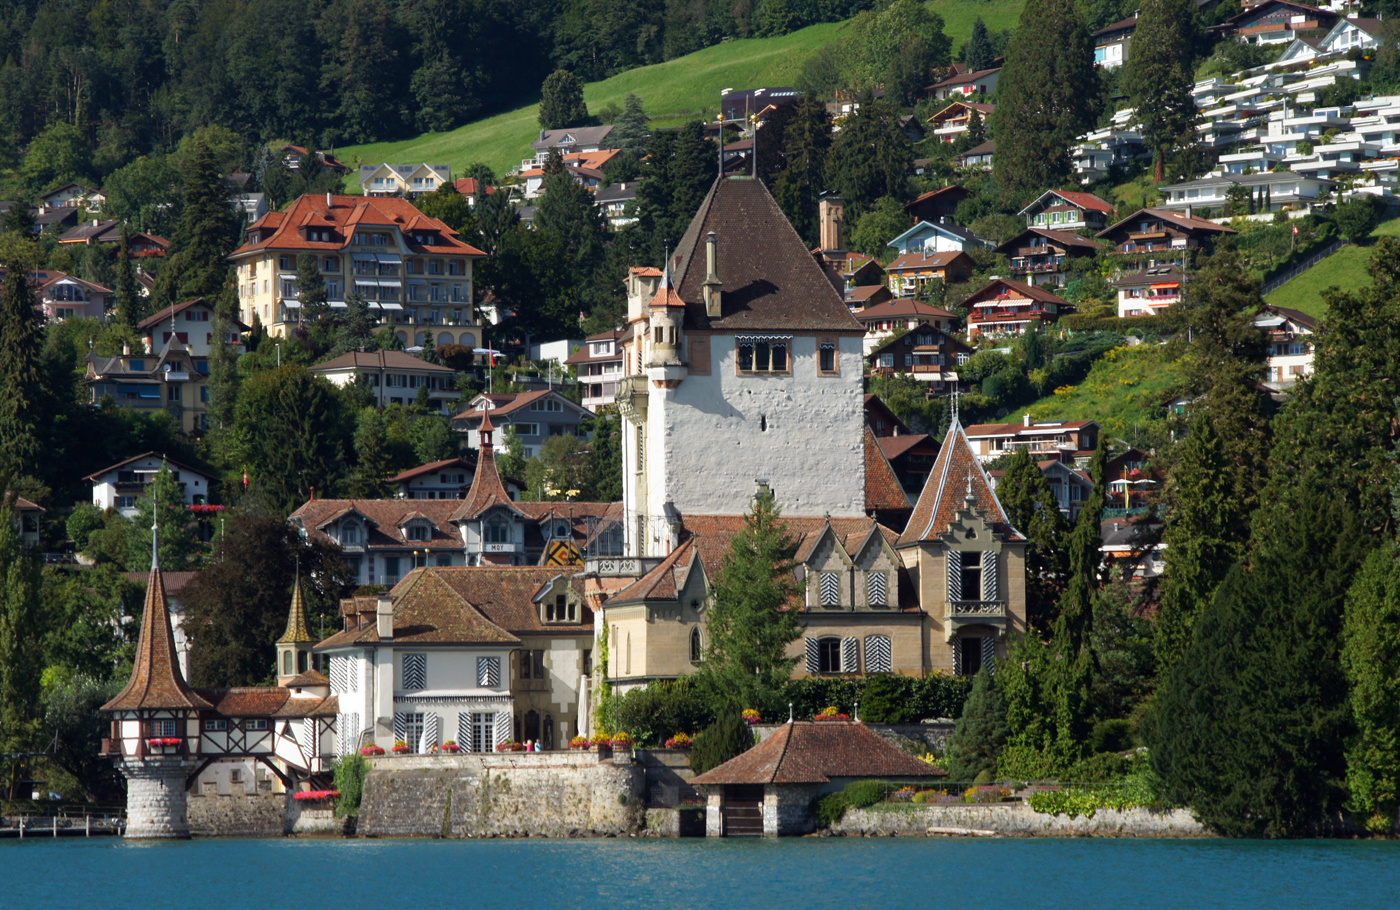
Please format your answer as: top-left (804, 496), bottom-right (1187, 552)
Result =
top-left (151, 466), bottom-right (161, 571)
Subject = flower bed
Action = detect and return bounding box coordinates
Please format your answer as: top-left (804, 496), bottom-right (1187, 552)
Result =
top-left (814, 707), bottom-right (850, 722)
top-left (608, 733), bottom-right (634, 749)
top-left (293, 790), bottom-right (340, 801)
top-left (569, 736), bottom-right (596, 750)
top-left (663, 732), bottom-right (693, 749)
top-left (360, 744), bottom-right (385, 756)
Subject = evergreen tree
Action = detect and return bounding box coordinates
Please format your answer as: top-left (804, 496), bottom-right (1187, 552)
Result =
top-left (993, 0), bottom-right (1099, 203)
top-left (825, 95), bottom-right (914, 217)
top-left (1149, 491), bottom-right (1366, 837)
top-left (113, 224), bottom-right (142, 329)
top-left (964, 18), bottom-right (996, 72)
top-left (993, 447), bottom-right (1070, 634)
top-left (693, 489), bottom-right (802, 719)
top-left (412, 415), bottom-right (459, 464)
top-left (350, 408), bottom-right (393, 498)
top-left (235, 365), bottom-right (352, 515)
top-left (296, 251), bottom-right (328, 324)
top-left (535, 149), bottom-right (606, 266)
top-left (124, 464), bottom-right (200, 572)
top-left (333, 288), bottom-right (379, 356)
top-left (952, 109), bottom-right (985, 155)
top-left (943, 667), bottom-right (1007, 781)
top-left (611, 93), bottom-right (650, 159)
top-left (0, 257), bottom-right (44, 480)
top-left (689, 709), bottom-right (755, 775)
top-left (1122, 0), bottom-right (1201, 183)
top-left (771, 97), bottom-right (833, 245)
top-left (206, 298), bottom-right (241, 437)
top-left (538, 69), bottom-right (589, 130)
top-left (0, 493), bottom-right (43, 798)
top-left (155, 139), bottom-right (238, 308)
top-left (1341, 542), bottom-right (1400, 832)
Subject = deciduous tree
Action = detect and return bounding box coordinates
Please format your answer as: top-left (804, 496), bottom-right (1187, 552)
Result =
top-left (538, 69), bottom-right (589, 130)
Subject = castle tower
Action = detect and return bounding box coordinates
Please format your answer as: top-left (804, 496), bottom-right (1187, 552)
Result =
top-left (100, 521), bottom-right (211, 839)
top-left (276, 577), bottom-right (317, 685)
top-left (451, 411), bottom-right (528, 565)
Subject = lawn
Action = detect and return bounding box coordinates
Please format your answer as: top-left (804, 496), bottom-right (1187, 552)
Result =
top-left (1264, 216), bottom-right (1400, 318)
top-left (1007, 344), bottom-right (1182, 448)
top-left (336, 0), bottom-right (1027, 180)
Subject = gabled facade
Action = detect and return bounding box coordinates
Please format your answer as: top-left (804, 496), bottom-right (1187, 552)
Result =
top-left (309, 350), bottom-right (462, 414)
top-left (962, 278), bottom-right (1070, 337)
top-left (291, 499), bottom-right (470, 586)
top-left (28, 270), bottom-right (113, 321)
top-left (926, 101), bottom-right (996, 143)
top-left (1018, 190), bottom-right (1116, 232)
top-left (359, 163), bottom-right (452, 197)
top-left (86, 342), bottom-right (215, 434)
top-left (904, 185), bottom-right (969, 225)
top-left (1115, 265), bottom-right (1186, 318)
top-left (86, 453), bottom-right (216, 517)
top-left (1319, 17), bottom-right (1383, 54)
top-left (1096, 207), bottom-right (1236, 262)
top-left (5, 491), bottom-right (44, 548)
top-left (1215, 1), bottom-right (1340, 45)
top-left (883, 250), bottom-right (975, 298)
top-left (455, 389), bottom-right (593, 458)
top-left (887, 219), bottom-right (987, 256)
top-left (927, 66), bottom-right (1001, 101)
top-left (136, 297), bottom-right (248, 359)
top-left (994, 228), bottom-right (1101, 288)
top-left (1093, 16), bottom-right (1137, 68)
top-left (867, 321), bottom-right (974, 391)
top-left (1255, 304), bottom-right (1317, 387)
top-left (964, 416), bottom-right (1100, 464)
top-left (854, 298), bottom-right (961, 354)
top-left (386, 457), bottom-right (478, 500)
top-left (526, 126), bottom-right (617, 168)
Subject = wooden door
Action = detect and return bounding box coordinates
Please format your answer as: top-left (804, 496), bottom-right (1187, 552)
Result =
top-left (721, 785), bottom-right (765, 837)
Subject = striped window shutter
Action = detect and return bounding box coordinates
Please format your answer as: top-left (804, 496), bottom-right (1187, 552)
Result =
top-left (864, 635), bottom-right (892, 674)
top-left (820, 572), bottom-right (840, 606)
top-left (403, 653), bottom-right (427, 690)
top-left (946, 550), bottom-right (962, 601)
top-left (347, 655), bottom-right (359, 693)
top-left (349, 713), bottom-right (360, 754)
top-left (841, 637), bottom-right (859, 673)
top-left (300, 718), bottom-right (316, 758)
top-left (982, 551), bottom-right (999, 601)
top-left (953, 639), bottom-right (963, 677)
top-left (393, 712), bottom-right (407, 744)
top-left (421, 713), bottom-right (440, 753)
top-left (336, 713), bottom-right (346, 755)
top-left (329, 656), bottom-right (346, 694)
top-left (866, 571), bottom-right (887, 607)
top-left (982, 638), bottom-right (997, 677)
top-left (805, 638), bottom-right (820, 673)
top-left (457, 713), bottom-right (472, 753)
top-left (494, 711), bottom-right (510, 747)
top-left (478, 656), bottom-right (500, 687)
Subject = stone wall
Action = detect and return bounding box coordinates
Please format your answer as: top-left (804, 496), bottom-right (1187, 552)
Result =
top-left (832, 803), bottom-right (1209, 838)
top-left (752, 722), bottom-right (954, 754)
top-left (120, 757), bottom-right (196, 839)
top-left (637, 748), bottom-right (698, 807)
top-left (188, 788), bottom-right (287, 837)
top-left (358, 751), bottom-right (644, 838)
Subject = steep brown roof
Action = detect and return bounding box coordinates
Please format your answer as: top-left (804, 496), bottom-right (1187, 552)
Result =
top-left (451, 423), bottom-right (525, 522)
top-left (229, 193), bottom-right (485, 258)
top-left (691, 721), bottom-right (945, 785)
top-left (898, 420), bottom-right (1023, 547)
top-left (291, 498), bottom-right (466, 550)
top-left (668, 178), bottom-right (863, 333)
top-left (994, 228), bottom-right (1101, 255)
top-left (884, 251), bottom-right (971, 274)
top-left (196, 687), bottom-right (338, 717)
top-left (1097, 207), bottom-right (1236, 239)
top-left (385, 457), bottom-right (476, 484)
top-left (136, 297), bottom-right (251, 332)
top-left (606, 541), bottom-right (698, 605)
top-left (376, 568), bottom-right (521, 643)
top-left (102, 567), bottom-right (212, 712)
top-left (865, 428), bottom-right (911, 512)
top-left (854, 298), bottom-right (960, 322)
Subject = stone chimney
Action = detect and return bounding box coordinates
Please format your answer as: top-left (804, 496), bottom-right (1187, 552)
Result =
top-left (818, 196), bottom-right (845, 252)
top-left (376, 595), bottom-right (394, 640)
top-left (703, 231), bottom-right (723, 318)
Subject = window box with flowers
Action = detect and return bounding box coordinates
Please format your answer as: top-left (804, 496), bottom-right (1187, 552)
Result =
top-left (146, 737), bottom-right (182, 755)
top-left (741, 709), bottom-right (762, 724)
top-left (814, 707), bottom-right (851, 722)
top-left (392, 740), bottom-right (411, 754)
top-left (496, 741), bottom-right (526, 752)
top-left (361, 743), bottom-right (385, 756)
top-left (442, 740), bottom-right (461, 753)
top-left (569, 736), bottom-right (595, 750)
top-left (663, 732), bottom-right (693, 750)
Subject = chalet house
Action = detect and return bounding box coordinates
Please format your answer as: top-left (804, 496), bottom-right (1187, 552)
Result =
top-left (876, 432), bottom-right (943, 500)
top-left (137, 298), bottom-right (248, 359)
top-left (452, 177), bottom-right (497, 202)
top-left (927, 101), bottom-right (996, 144)
top-left (1115, 265), bottom-right (1185, 318)
top-left (1101, 515), bottom-right (1166, 578)
top-left (526, 126), bottom-right (617, 169)
top-left (961, 278), bottom-right (1070, 337)
top-left (86, 453), bottom-right (216, 517)
top-left (927, 65), bottom-right (1001, 101)
top-left (229, 194), bottom-right (485, 343)
top-left (279, 145), bottom-right (348, 173)
top-left (310, 350), bottom-right (461, 413)
top-left (388, 457), bottom-right (505, 502)
top-left (845, 285), bottom-right (893, 311)
top-left (34, 207), bottom-right (78, 233)
top-left (1214, 1), bottom-right (1340, 45)
top-left (56, 220), bottom-right (169, 257)
top-left (964, 416), bottom-right (1100, 465)
top-left (888, 219), bottom-right (987, 256)
top-left (564, 329), bottom-right (625, 411)
top-left (455, 390), bottom-right (593, 459)
top-left (58, 219), bottom-right (120, 246)
top-left (1255, 304), bottom-right (1317, 387)
top-left (867, 321), bottom-right (975, 393)
top-left (359, 163), bottom-right (452, 197)
top-left (87, 343), bottom-right (215, 434)
top-left (595, 181), bottom-right (640, 229)
top-left (1105, 446), bottom-right (1162, 513)
top-left (1019, 190), bottom-right (1116, 232)
top-left (854, 298), bottom-right (961, 354)
top-left (905, 185), bottom-right (969, 224)
top-left (1096, 208), bottom-right (1236, 262)
top-left (1157, 171), bottom-right (1335, 215)
top-left (41, 183), bottom-right (105, 210)
top-left (884, 250), bottom-right (975, 299)
top-left (1093, 16), bottom-right (1137, 68)
top-left (519, 150), bottom-right (619, 200)
top-left (958, 141), bottom-right (996, 169)
top-left (994, 228), bottom-right (1101, 289)
top-left (5, 491), bottom-right (44, 549)
top-left (33, 270), bottom-right (113, 321)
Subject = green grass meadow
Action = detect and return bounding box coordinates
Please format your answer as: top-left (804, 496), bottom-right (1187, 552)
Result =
top-left (1263, 217), bottom-right (1400, 319)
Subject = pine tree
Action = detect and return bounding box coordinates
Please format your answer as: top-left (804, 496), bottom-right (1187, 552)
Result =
top-left (350, 408), bottom-right (393, 498)
top-left (771, 97), bottom-right (833, 245)
top-left (825, 95), bottom-right (914, 217)
top-left (124, 465), bottom-right (200, 572)
top-left (943, 667), bottom-right (1007, 781)
top-left (113, 224), bottom-right (142, 329)
top-left (693, 488), bottom-right (802, 719)
top-left (1122, 0), bottom-right (1201, 183)
top-left (296, 251), bottom-right (328, 323)
top-left (0, 492), bottom-right (43, 798)
top-left (155, 139), bottom-right (238, 309)
top-left (333, 288), bottom-right (378, 356)
top-left (993, 447), bottom-right (1070, 634)
top-left (963, 17), bottom-right (995, 72)
top-left (0, 261), bottom-right (44, 480)
top-left (538, 69), bottom-right (589, 130)
top-left (689, 709), bottom-right (755, 775)
top-left (1341, 542), bottom-right (1400, 832)
top-left (611, 93), bottom-right (650, 159)
top-left (993, 0), bottom-right (1099, 203)
top-left (206, 295), bottom-right (241, 436)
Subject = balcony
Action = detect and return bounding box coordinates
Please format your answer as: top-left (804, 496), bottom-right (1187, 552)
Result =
top-left (616, 374), bottom-right (648, 426)
top-left (944, 600), bottom-right (1007, 641)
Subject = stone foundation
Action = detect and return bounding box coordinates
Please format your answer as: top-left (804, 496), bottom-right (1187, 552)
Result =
top-left (358, 751), bottom-right (644, 838)
top-left (119, 757), bottom-right (197, 839)
top-left (187, 788), bottom-right (288, 837)
top-left (832, 803), bottom-right (1209, 838)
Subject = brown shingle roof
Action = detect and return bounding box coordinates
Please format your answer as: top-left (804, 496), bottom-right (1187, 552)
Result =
top-left (898, 421), bottom-right (1023, 547)
top-left (865, 428), bottom-right (911, 512)
top-left (102, 568), bottom-right (212, 712)
top-left (690, 721), bottom-right (946, 785)
top-left (195, 687), bottom-right (339, 717)
top-left (311, 350), bottom-right (455, 374)
top-left (378, 568), bottom-right (522, 643)
top-left (854, 298), bottom-right (959, 322)
top-left (668, 178), bottom-right (863, 333)
top-left (390, 566), bottom-right (592, 636)
top-left (451, 425), bottom-right (525, 522)
top-left (1097, 207), bottom-right (1236, 239)
top-left (961, 277), bottom-right (1069, 308)
top-left (291, 499), bottom-right (466, 550)
top-left (994, 228), bottom-right (1101, 255)
top-left (884, 251), bottom-right (972, 274)
top-left (135, 297), bottom-right (250, 332)
top-left (385, 457), bottom-right (475, 484)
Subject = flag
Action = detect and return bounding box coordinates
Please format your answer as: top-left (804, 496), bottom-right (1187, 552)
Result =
top-left (1292, 225), bottom-right (1298, 235)
top-left (242, 468), bottom-right (248, 488)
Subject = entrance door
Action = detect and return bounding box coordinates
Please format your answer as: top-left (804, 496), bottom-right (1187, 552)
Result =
top-left (721, 785), bottom-right (765, 837)
top-left (524, 710), bottom-right (540, 744)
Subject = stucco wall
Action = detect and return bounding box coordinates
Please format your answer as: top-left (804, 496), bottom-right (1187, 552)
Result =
top-left (357, 751), bottom-right (644, 837)
top-left (832, 803), bottom-right (1209, 838)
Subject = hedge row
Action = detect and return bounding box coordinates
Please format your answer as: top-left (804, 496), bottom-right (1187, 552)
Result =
top-left (1059, 314), bottom-right (1172, 335)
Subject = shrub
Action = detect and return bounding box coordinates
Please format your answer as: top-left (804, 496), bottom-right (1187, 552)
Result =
top-left (858, 673), bottom-right (911, 723)
top-left (815, 792), bottom-right (850, 827)
top-left (1334, 194), bottom-right (1384, 243)
top-left (843, 779), bottom-right (889, 809)
top-left (690, 711), bottom-right (755, 775)
top-left (1089, 718), bottom-right (1134, 754)
top-left (331, 755), bottom-right (369, 817)
top-left (616, 678), bottom-right (712, 747)
top-left (973, 769), bottom-right (994, 785)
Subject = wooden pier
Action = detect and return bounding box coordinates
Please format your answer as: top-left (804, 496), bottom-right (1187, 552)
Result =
top-left (0, 808), bottom-right (124, 838)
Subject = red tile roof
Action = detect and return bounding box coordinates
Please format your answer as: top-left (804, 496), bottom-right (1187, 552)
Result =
top-left (311, 350), bottom-right (455, 374)
top-left (197, 687), bottom-right (338, 717)
top-left (136, 297), bottom-right (251, 332)
top-left (385, 457), bottom-right (476, 484)
top-left (884, 251), bottom-right (973, 274)
top-left (854, 298), bottom-right (959, 322)
top-left (962, 277), bottom-right (1069, 307)
top-left (690, 721), bottom-right (946, 785)
top-left (898, 421), bottom-right (1023, 546)
top-left (291, 498), bottom-right (467, 551)
top-left (865, 428), bottom-right (911, 512)
top-left (1051, 191), bottom-right (1115, 215)
top-left (878, 433), bottom-right (935, 462)
top-left (229, 194), bottom-right (485, 258)
top-left (102, 567), bottom-right (213, 712)
top-left (453, 178), bottom-right (497, 196)
top-left (451, 427), bottom-right (525, 522)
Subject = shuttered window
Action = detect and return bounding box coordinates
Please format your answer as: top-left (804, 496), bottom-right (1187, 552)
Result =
top-left (864, 635), bottom-right (892, 674)
top-left (820, 571), bottom-right (840, 606)
top-left (867, 571), bottom-right (887, 607)
top-left (983, 550), bottom-right (999, 601)
top-left (402, 653), bottom-right (426, 691)
top-left (478, 656), bottom-right (501, 687)
top-left (841, 637), bottom-right (859, 673)
top-left (946, 550), bottom-right (962, 601)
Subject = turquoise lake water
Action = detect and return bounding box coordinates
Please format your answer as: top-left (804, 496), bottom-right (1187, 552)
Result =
top-left (3, 836), bottom-right (1398, 908)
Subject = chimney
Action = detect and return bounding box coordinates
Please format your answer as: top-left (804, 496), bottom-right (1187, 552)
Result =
top-left (1023, 413), bottom-right (1032, 427)
top-left (122, 342), bottom-right (130, 356)
top-left (376, 595), bottom-right (394, 640)
top-left (1185, 204), bottom-right (1193, 220)
top-left (818, 196), bottom-right (845, 252)
top-left (326, 192), bottom-right (332, 208)
top-left (703, 231), bottom-right (723, 318)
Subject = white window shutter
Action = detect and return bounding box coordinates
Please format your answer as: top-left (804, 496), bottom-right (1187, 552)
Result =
top-left (403, 653), bottom-right (427, 690)
top-left (866, 571), bottom-right (887, 607)
top-left (953, 639), bottom-right (963, 677)
top-left (421, 713), bottom-right (440, 753)
top-left (805, 638), bottom-right (820, 673)
top-left (393, 712), bottom-right (407, 744)
top-left (947, 550), bottom-right (962, 601)
top-left (864, 635), bottom-right (892, 674)
top-left (478, 656), bottom-right (500, 687)
top-left (983, 550), bottom-right (999, 601)
top-left (841, 637), bottom-right (859, 673)
top-left (820, 571), bottom-right (840, 606)
top-left (457, 712), bottom-right (472, 753)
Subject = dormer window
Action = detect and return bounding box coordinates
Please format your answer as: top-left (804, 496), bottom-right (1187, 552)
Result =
top-left (485, 520), bottom-right (511, 544)
top-left (341, 522), bottom-right (360, 545)
top-left (405, 523), bottom-right (430, 542)
top-left (544, 594), bottom-right (577, 623)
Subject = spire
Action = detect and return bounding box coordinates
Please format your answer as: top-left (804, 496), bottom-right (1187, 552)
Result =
top-left (151, 465), bottom-right (160, 571)
top-left (277, 574), bottom-right (315, 645)
top-left (479, 409), bottom-right (495, 448)
top-left (897, 419), bottom-right (1024, 548)
top-left (453, 414), bottom-right (525, 523)
top-left (101, 554), bottom-right (210, 713)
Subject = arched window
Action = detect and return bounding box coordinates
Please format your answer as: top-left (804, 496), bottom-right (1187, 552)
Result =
top-left (438, 332), bottom-right (453, 347)
top-left (417, 331), bottom-right (430, 346)
top-left (283, 651), bottom-right (293, 675)
top-left (396, 331), bottom-right (408, 346)
top-left (690, 628), bottom-right (702, 663)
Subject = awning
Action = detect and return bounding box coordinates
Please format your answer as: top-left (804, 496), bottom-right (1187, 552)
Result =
top-left (352, 253), bottom-right (377, 262)
top-left (376, 253), bottom-right (403, 264)
top-left (328, 301), bottom-right (348, 309)
top-left (1150, 282), bottom-right (1180, 290)
top-left (282, 301), bottom-right (302, 308)
top-left (379, 302), bottom-right (404, 311)
top-left (378, 279), bottom-right (403, 288)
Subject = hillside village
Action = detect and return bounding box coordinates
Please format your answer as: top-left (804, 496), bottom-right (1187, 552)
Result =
top-left (3, 0), bottom-right (1400, 842)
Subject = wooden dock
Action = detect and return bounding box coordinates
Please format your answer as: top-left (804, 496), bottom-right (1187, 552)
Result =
top-left (0, 813), bottom-right (124, 838)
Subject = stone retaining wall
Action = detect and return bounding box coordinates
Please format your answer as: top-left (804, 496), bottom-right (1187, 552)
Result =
top-left (832, 803), bottom-right (1209, 838)
top-left (188, 790), bottom-right (287, 837)
top-left (358, 751), bottom-right (644, 838)
top-left (752, 722), bottom-right (954, 754)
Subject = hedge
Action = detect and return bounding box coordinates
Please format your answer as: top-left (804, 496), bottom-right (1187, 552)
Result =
top-left (1059, 314), bottom-right (1172, 334)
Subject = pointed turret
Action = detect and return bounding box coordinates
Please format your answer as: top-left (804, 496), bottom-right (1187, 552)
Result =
top-left (101, 560), bottom-right (211, 712)
top-left (276, 577), bottom-right (317, 684)
top-left (453, 412), bottom-right (526, 523)
top-left (897, 417), bottom-right (1023, 547)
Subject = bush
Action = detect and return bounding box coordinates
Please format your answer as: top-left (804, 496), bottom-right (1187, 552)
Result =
top-left (843, 779), bottom-right (889, 809)
top-left (331, 755), bottom-right (369, 817)
top-left (1334, 194), bottom-right (1384, 244)
top-left (858, 674), bottom-right (911, 723)
top-left (615, 679), bottom-right (712, 747)
top-left (1059, 314), bottom-right (1171, 334)
top-left (815, 792), bottom-right (850, 827)
top-left (689, 711), bottom-right (755, 775)
top-left (1089, 718), bottom-right (1134, 754)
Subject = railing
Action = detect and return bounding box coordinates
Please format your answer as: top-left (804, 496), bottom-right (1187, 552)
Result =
top-left (1261, 238), bottom-right (1346, 295)
top-left (947, 600), bottom-right (1006, 618)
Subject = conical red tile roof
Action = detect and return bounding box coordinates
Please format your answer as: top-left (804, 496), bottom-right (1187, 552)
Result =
top-left (898, 420), bottom-right (1022, 546)
top-left (102, 566), bottom-right (211, 711)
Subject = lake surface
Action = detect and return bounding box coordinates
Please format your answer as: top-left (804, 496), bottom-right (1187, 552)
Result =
top-left (3, 836), bottom-right (1398, 909)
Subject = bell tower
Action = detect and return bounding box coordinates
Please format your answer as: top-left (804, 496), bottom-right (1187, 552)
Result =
top-left (276, 576), bottom-right (317, 685)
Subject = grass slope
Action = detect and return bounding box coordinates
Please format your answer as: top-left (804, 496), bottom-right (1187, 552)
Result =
top-left (1264, 216), bottom-right (1400, 318)
top-left (337, 0), bottom-right (1025, 179)
top-left (1008, 345), bottom-right (1182, 447)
